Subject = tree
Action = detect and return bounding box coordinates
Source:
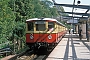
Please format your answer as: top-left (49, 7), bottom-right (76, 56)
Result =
top-left (0, 0), bottom-right (15, 43)
top-left (40, 0), bottom-right (59, 17)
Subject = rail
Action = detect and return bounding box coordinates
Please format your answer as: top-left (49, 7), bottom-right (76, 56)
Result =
top-left (0, 48), bottom-right (12, 56)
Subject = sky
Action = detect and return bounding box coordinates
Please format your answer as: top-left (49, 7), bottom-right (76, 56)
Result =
top-left (55, 0), bottom-right (90, 5)
top-left (49, 0), bottom-right (90, 16)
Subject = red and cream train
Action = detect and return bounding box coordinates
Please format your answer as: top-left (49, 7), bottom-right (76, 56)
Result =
top-left (26, 18), bottom-right (67, 50)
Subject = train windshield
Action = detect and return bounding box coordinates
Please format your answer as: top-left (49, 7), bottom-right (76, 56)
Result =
top-left (35, 21), bottom-right (46, 31)
top-left (27, 22), bottom-right (34, 31)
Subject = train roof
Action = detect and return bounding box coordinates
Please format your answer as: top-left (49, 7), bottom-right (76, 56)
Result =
top-left (26, 18), bottom-right (57, 21)
top-left (26, 18), bottom-right (66, 27)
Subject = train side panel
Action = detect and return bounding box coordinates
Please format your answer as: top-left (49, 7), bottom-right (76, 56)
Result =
top-left (26, 33), bottom-right (57, 43)
top-left (26, 31), bottom-right (66, 44)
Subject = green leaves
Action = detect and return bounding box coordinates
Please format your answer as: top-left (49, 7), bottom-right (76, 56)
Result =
top-left (0, 0), bottom-right (15, 42)
top-left (0, 0), bottom-right (61, 53)
top-left (0, 0), bottom-right (68, 55)
top-left (0, 0), bottom-right (60, 43)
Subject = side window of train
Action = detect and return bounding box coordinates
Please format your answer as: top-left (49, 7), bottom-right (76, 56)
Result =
top-left (48, 22), bottom-right (54, 31)
top-left (27, 22), bottom-right (34, 31)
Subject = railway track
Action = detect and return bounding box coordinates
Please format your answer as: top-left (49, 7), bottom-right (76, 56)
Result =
top-left (17, 54), bottom-right (48, 60)
top-left (1, 45), bottom-right (57, 60)
top-left (16, 54), bottom-right (36, 60)
top-left (8, 43), bottom-right (57, 60)
top-left (15, 49), bottom-right (51, 60)
top-left (33, 55), bottom-right (47, 60)
top-left (8, 49), bottom-right (33, 60)
top-left (9, 48), bottom-right (53, 60)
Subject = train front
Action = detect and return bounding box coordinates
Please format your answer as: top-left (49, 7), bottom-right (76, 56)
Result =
top-left (26, 18), bottom-right (56, 51)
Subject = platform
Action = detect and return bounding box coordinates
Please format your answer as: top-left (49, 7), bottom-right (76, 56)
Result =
top-left (46, 33), bottom-right (90, 60)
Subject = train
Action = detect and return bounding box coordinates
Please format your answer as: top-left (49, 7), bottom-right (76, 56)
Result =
top-left (26, 18), bottom-right (67, 51)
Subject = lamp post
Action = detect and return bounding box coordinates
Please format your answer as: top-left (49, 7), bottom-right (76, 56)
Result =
top-left (72, 0), bottom-right (75, 34)
top-left (72, 0), bottom-right (81, 33)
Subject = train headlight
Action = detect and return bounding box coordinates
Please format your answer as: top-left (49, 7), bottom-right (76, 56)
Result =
top-left (30, 34), bottom-right (34, 39)
top-left (48, 35), bottom-right (52, 39)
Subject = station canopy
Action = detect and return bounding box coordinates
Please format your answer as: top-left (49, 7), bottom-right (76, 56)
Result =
top-left (52, 0), bottom-right (90, 23)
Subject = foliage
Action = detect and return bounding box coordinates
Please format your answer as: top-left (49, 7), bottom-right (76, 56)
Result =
top-left (0, 0), bottom-right (15, 43)
top-left (8, 0), bottom-right (59, 40)
top-left (0, 0), bottom-right (63, 55)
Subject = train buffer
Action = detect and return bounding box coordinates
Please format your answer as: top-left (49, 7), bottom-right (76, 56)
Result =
top-left (46, 33), bottom-right (90, 60)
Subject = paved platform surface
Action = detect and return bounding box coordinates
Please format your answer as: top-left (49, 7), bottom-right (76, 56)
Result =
top-left (46, 33), bottom-right (90, 60)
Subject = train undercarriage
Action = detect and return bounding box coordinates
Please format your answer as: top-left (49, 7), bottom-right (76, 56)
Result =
top-left (26, 42), bottom-right (57, 53)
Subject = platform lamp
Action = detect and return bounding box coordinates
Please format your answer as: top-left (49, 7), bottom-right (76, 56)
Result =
top-left (76, 0), bottom-right (81, 33)
top-left (77, 0), bottom-right (81, 4)
top-left (72, 0), bottom-right (81, 34)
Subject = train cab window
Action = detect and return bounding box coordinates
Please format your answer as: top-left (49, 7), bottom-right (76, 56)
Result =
top-left (48, 22), bottom-right (54, 31)
top-left (35, 21), bottom-right (46, 31)
top-left (27, 22), bottom-right (34, 31)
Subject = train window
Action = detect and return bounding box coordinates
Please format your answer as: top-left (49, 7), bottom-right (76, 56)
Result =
top-left (27, 22), bottom-right (34, 31)
top-left (36, 24), bottom-right (46, 31)
top-left (48, 22), bottom-right (54, 31)
top-left (35, 21), bottom-right (46, 31)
